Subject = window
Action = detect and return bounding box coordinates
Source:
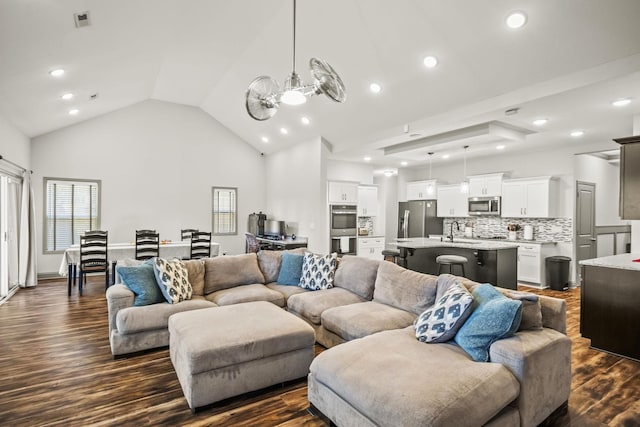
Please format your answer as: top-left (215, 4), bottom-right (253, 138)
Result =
top-left (44, 178), bottom-right (101, 253)
top-left (212, 187), bottom-right (237, 235)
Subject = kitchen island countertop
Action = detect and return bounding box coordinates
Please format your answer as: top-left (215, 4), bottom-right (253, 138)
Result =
top-left (390, 237), bottom-right (519, 251)
top-left (579, 253), bottom-right (640, 271)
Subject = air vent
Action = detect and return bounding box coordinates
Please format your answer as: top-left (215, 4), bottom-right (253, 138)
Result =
top-left (505, 107), bottom-right (520, 116)
top-left (89, 93), bottom-right (98, 100)
top-left (74, 11), bottom-right (90, 28)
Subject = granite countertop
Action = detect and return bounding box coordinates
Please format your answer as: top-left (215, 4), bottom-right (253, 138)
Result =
top-left (358, 235), bottom-right (385, 238)
top-left (579, 253), bottom-right (640, 271)
top-left (390, 237), bottom-right (519, 250)
top-left (461, 237), bottom-right (557, 245)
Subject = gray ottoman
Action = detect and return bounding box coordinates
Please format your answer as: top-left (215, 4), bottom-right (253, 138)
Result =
top-left (169, 301), bottom-right (315, 411)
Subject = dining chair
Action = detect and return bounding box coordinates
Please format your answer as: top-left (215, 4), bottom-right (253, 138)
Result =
top-left (245, 232), bottom-right (262, 253)
top-left (135, 230), bottom-right (160, 260)
top-left (77, 231), bottom-right (110, 296)
top-left (181, 229), bottom-right (199, 241)
top-left (189, 231), bottom-right (212, 259)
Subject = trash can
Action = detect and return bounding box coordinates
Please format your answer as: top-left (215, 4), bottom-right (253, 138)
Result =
top-left (545, 256), bottom-right (571, 291)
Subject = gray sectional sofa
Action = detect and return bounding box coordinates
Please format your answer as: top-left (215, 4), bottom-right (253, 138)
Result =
top-left (105, 251), bottom-right (571, 427)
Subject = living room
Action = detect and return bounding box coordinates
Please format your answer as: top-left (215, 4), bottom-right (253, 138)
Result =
top-left (1, 1), bottom-right (640, 426)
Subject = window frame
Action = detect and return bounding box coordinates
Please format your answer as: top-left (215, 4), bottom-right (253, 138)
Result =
top-left (43, 177), bottom-right (102, 254)
top-left (212, 186), bottom-right (237, 236)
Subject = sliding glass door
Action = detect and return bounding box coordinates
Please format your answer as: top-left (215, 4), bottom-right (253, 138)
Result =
top-left (0, 173), bottom-right (21, 301)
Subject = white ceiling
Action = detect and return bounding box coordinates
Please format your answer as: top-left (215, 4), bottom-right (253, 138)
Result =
top-left (1, 0), bottom-right (640, 170)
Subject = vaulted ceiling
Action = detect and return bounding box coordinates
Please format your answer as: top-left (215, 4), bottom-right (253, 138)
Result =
top-left (1, 0), bottom-right (640, 169)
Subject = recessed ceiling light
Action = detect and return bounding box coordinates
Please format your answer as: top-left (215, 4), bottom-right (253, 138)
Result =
top-left (532, 118), bottom-right (548, 126)
top-left (570, 130), bottom-right (584, 137)
top-left (49, 68), bottom-right (65, 77)
top-left (369, 83), bottom-right (381, 94)
top-left (61, 93), bottom-right (74, 100)
top-left (442, 154), bottom-right (450, 159)
top-left (280, 127), bottom-right (288, 135)
top-left (401, 161), bottom-right (408, 166)
top-left (423, 56), bottom-right (438, 68)
top-left (68, 109), bottom-right (79, 116)
top-left (496, 145), bottom-right (506, 150)
top-left (383, 170), bottom-right (394, 177)
top-left (301, 116), bottom-right (310, 125)
top-left (611, 98), bottom-right (632, 107)
top-left (364, 156), bottom-right (372, 162)
top-left (261, 136), bottom-right (269, 143)
top-left (506, 11), bottom-right (527, 29)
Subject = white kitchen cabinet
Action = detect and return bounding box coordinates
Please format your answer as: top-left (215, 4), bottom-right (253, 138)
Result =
top-left (468, 173), bottom-right (504, 197)
top-left (406, 180), bottom-right (438, 200)
top-left (357, 185), bottom-right (378, 216)
top-left (436, 184), bottom-right (468, 217)
top-left (328, 181), bottom-right (358, 204)
top-left (357, 237), bottom-right (385, 260)
top-left (501, 177), bottom-right (557, 218)
top-left (516, 242), bottom-right (558, 287)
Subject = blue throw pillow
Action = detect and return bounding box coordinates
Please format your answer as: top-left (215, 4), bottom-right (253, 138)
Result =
top-left (454, 283), bottom-right (522, 362)
top-left (277, 252), bottom-right (305, 286)
top-left (116, 260), bottom-right (165, 306)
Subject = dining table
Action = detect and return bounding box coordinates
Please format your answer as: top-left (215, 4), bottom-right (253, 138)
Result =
top-left (59, 241), bottom-right (221, 288)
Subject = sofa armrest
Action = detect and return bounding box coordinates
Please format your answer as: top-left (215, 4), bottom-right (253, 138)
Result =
top-left (106, 284), bottom-right (135, 334)
top-left (490, 328), bottom-right (571, 427)
top-left (538, 295), bottom-right (566, 334)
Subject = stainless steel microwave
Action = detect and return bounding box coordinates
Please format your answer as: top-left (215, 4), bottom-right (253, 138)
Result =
top-left (468, 196), bottom-right (501, 216)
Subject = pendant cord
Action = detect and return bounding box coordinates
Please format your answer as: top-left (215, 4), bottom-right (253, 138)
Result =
top-left (292, 0), bottom-right (297, 73)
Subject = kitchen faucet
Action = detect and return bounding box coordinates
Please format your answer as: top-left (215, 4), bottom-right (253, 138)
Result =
top-left (448, 221), bottom-right (460, 242)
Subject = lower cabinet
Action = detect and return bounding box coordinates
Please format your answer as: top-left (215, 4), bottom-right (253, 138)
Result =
top-left (516, 242), bottom-right (557, 286)
top-left (357, 237), bottom-right (385, 260)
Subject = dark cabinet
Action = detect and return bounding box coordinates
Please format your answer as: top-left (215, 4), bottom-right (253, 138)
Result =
top-left (614, 135), bottom-right (640, 219)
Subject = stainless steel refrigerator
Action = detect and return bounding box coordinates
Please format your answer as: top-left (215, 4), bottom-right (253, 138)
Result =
top-left (398, 200), bottom-right (443, 238)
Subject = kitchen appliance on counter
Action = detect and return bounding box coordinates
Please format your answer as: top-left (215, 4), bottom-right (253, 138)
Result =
top-left (398, 200), bottom-right (443, 238)
top-left (523, 225), bottom-right (534, 240)
top-left (468, 196), bottom-right (501, 216)
top-left (264, 219), bottom-right (286, 239)
top-left (248, 212), bottom-right (267, 236)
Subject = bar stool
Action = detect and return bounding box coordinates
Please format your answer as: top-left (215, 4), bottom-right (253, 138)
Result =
top-left (436, 255), bottom-right (468, 276)
top-left (381, 249), bottom-right (400, 263)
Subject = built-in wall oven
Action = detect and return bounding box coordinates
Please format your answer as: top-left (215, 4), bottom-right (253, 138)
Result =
top-left (330, 204), bottom-right (357, 255)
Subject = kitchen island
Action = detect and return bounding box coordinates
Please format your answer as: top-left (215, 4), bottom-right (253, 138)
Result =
top-left (392, 238), bottom-right (519, 289)
top-left (580, 253), bottom-right (640, 361)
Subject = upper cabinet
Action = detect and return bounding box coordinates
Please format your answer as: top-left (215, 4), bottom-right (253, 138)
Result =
top-left (614, 135), bottom-right (640, 219)
top-left (328, 181), bottom-right (358, 204)
top-left (437, 184), bottom-right (468, 217)
top-left (502, 177), bottom-right (557, 218)
top-left (357, 185), bottom-right (378, 216)
top-left (406, 180), bottom-right (438, 200)
top-left (468, 173), bottom-right (504, 197)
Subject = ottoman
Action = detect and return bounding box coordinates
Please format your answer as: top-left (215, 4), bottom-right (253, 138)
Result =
top-left (169, 301), bottom-right (316, 411)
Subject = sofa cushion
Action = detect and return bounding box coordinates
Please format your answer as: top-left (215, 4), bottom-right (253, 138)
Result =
top-left (455, 284), bottom-right (523, 362)
top-left (257, 250), bottom-right (283, 283)
top-left (277, 252), bottom-right (304, 286)
top-left (373, 261), bottom-right (438, 315)
top-left (321, 301), bottom-right (416, 342)
top-left (183, 259), bottom-right (205, 297)
top-left (116, 261), bottom-right (164, 306)
top-left (204, 253), bottom-right (265, 294)
top-left (310, 327), bottom-right (520, 427)
top-left (415, 280), bottom-right (474, 343)
top-left (115, 297), bottom-right (216, 334)
top-left (333, 255), bottom-right (379, 300)
top-left (299, 252), bottom-right (338, 290)
top-left (266, 282), bottom-right (310, 301)
top-left (205, 284), bottom-right (285, 307)
top-left (498, 288), bottom-right (543, 331)
top-left (287, 288), bottom-right (365, 325)
top-left (153, 258), bottom-right (192, 304)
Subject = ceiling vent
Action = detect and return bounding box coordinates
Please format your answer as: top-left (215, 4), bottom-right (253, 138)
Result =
top-left (74, 11), bottom-right (90, 28)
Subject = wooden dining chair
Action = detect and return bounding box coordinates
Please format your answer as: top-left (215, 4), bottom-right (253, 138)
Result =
top-left (77, 231), bottom-right (109, 296)
top-left (181, 229), bottom-right (199, 241)
top-left (135, 230), bottom-right (160, 260)
top-left (189, 231), bottom-right (212, 259)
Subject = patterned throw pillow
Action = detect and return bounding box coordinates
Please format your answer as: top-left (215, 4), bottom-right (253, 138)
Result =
top-left (415, 281), bottom-right (474, 343)
top-left (299, 252), bottom-right (338, 290)
top-left (152, 258), bottom-right (192, 304)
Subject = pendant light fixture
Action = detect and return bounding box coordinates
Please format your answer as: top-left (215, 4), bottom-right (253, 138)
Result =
top-left (460, 146), bottom-right (469, 193)
top-left (245, 0), bottom-right (346, 121)
top-left (427, 152), bottom-right (435, 195)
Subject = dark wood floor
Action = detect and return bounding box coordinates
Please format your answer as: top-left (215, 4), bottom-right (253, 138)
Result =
top-left (0, 277), bottom-right (638, 427)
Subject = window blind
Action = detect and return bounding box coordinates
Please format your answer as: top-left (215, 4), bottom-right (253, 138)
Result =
top-left (212, 187), bottom-right (237, 235)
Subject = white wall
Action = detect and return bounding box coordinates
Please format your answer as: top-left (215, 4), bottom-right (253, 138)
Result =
top-left (632, 114), bottom-right (640, 252)
top-left (327, 160), bottom-right (374, 184)
top-left (265, 137), bottom-right (329, 254)
top-left (0, 113), bottom-right (30, 169)
top-left (31, 100), bottom-right (265, 274)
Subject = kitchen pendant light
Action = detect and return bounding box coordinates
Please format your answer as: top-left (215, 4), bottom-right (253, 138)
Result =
top-left (460, 146), bottom-right (469, 193)
top-left (427, 152), bottom-right (435, 195)
top-left (245, 0), bottom-right (346, 120)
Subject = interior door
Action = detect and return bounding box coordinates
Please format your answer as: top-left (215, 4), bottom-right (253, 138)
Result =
top-left (576, 181), bottom-right (597, 282)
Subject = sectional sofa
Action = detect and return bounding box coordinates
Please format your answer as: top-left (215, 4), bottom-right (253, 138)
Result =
top-left (105, 251), bottom-right (571, 427)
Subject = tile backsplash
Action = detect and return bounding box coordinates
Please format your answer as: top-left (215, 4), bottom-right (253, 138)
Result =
top-left (357, 217), bottom-right (375, 235)
top-left (443, 217), bottom-right (573, 242)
